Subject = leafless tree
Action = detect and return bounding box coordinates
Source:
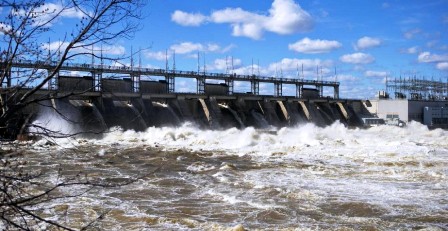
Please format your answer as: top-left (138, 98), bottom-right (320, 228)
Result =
top-left (0, 145), bottom-right (157, 230)
top-left (0, 0), bottom-right (144, 139)
top-left (0, 0), bottom-right (146, 229)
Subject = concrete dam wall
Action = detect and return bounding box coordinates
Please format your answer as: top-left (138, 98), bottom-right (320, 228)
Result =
top-left (23, 95), bottom-right (366, 137)
top-left (3, 69), bottom-right (367, 139)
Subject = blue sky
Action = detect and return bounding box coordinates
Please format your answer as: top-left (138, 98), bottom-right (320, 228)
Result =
top-left (4, 0), bottom-right (448, 98)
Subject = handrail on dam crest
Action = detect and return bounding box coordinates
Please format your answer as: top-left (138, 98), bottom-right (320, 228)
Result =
top-left (2, 60), bottom-right (340, 99)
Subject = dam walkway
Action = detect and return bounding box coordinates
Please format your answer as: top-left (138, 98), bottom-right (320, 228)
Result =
top-left (1, 60), bottom-right (340, 99)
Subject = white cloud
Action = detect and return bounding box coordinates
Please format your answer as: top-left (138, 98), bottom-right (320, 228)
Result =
top-left (426, 40), bottom-right (438, 48)
top-left (221, 44), bottom-right (237, 53)
top-left (207, 44), bottom-right (221, 52)
top-left (210, 58), bottom-right (242, 71)
top-left (0, 22), bottom-right (13, 35)
top-left (174, 0), bottom-right (313, 40)
top-left (144, 51), bottom-right (168, 61)
top-left (171, 10), bottom-right (207, 26)
top-left (170, 42), bottom-right (204, 54)
top-left (365, 70), bottom-right (388, 78)
top-left (336, 74), bottom-right (357, 82)
top-left (288, 37), bottom-right (342, 54)
top-left (263, 0), bottom-right (313, 34)
top-left (436, 62), bottom-right (448, 71)
top-left (382, 2), bottom-right (390, 8)
top-left (267, 58), bottom-right (333, 78)
top-left (355, 36), bottom-right (382, 50)
top-left (44, 41), bottom-right (125, 55)
top-left (404, 46), bottom-right (419, 54)
top-left (169, 42), bottom-right (232, 55)
top-left (208, 57), bottom-right (334, 78)
top-left (403, 28), bottom-right (421, 39)
top-left (340, 53), bottom-right (375, 64)
top-left (145, 43), bottom-right (234, 61)
top-left (100, 45), bottom-right (126, 55)
top-left (417, 51), bottom-right (448, 63)
top-left (268, 58), bottom-right (333, 70)
top-left (15, 3), bottom-right (86, 27)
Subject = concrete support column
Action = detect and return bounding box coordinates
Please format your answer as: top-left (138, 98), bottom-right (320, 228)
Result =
top-left (225, 78), bottom-right (234, 95)
top-left (197, 77), bottom-right (205, 94)
top-left (165, 74), bottom-right (175, 93)
top-left (92, 71), bottom-right (102, 92)
top-left (48, 69), bottom-right (59, 90)
top-left (334, 85), bottom-right (339, 99)
top-left (251, 80), bottom-right (259, 95)
top-left (131, 74), bottom-right (140, 93)
top-left (318, 85), bottom-right (323, 98)
top-left (274, 82), bottom-right (282, 97)
top-left (296, 84), bottom-right (303, 98)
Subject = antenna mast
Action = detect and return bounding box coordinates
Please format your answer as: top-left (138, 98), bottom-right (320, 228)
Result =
top-left (130, 46), bottom-right (134, 69)
top-left (172, 50), bottom-right (176, 72)
top-left (231, 56), bottom-right (234, 74)
top-left (251, 58), bottom-right (254, 75)
top-left (302, 63), bottom-right (304, 79)
top-left (165, 49), bottom-right (168, 72)
top-left (203, 52), bottom-right (206, 74)
top-left (139, 47), bottom-right (142, 68)
top-left (197, 52), bottom-right (200, 74)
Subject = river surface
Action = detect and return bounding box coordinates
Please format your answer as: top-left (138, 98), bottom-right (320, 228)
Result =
top-left (4, 122), bottom-right (448, 230)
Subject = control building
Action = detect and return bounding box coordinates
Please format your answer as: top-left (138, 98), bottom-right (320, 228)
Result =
top-left (365, 77), bottom-right (448, 128)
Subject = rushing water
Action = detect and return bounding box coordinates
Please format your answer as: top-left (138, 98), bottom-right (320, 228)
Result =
top-left (3, 122), bottom-right (448, 230)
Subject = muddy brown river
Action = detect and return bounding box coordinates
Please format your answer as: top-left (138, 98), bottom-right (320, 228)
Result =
top-left (2, 122), bottom-right (448, 230)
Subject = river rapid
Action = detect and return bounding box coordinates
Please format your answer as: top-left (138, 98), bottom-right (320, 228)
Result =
top-left (3, 121), bottom-right (448, 230)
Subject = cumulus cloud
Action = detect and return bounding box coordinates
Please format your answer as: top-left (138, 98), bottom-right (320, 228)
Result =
top-left (173, 0), bottom-right (313, 40)
top-left (14, 2), bottom-right (86, 27)
top-left (266, 58), bottom-right (334, 78)
top-left (403, 28), bottom-right (421, 39)
top-left (44, 41), bottom-right (125, 55)
top-left (268, 58), bottom-right (333, 72)
top-left (336, 74), bottom-right (357, 82)
top-left (100, 45), bottom-right (126, 55)
top-left (209, 57), bottom-right (334, 78)
top-left (171, 10), bottom-right (207, 26)
top-left (436, 62), bottom-right (448, 71)
top-left (170, 42), bottom-right (204, 54)
top-left (364, 70), bottom-right (388, 77)
top-left (355, 36), bottom-right (382, 50)
top-left (145, 42), bottom-right (234, 60)
top-left (263, 0), bottom-right (313, 34)
top-left (417, 51), bottom-right (448, 63)
top-left (288, 37), bottom-right (342, 54)
top-left (168, 42), bottom-right (232, 55)
top-left (144, 51), bottom-right (168, 61)
top-left (340, 53), bottom-right (375, 64)
top-left (210, 58), bottom-right (242, 71)
top-left (403, 46), bottom-right (419, 54)
top-left (0, 22), bottom-right (12, 35)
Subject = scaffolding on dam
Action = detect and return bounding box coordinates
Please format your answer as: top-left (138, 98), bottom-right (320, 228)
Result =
top-left (1, 60), bottom-right (340, 99)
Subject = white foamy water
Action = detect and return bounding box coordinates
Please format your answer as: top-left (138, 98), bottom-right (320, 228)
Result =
top-left (8, 122), bottom-right (448, 230)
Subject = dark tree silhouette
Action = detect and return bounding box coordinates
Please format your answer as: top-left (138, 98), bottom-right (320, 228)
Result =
top-left (0, 0), bottom-right (144, 139)
top-left (0, 0), bottom-right (146, 229)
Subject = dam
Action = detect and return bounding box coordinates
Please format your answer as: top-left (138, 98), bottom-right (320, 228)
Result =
top-left (1, 60), bottom-right (369, 139)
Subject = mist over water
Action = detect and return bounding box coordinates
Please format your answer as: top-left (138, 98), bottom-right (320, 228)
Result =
top-left (10, 122), bottom-right (448, 230)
